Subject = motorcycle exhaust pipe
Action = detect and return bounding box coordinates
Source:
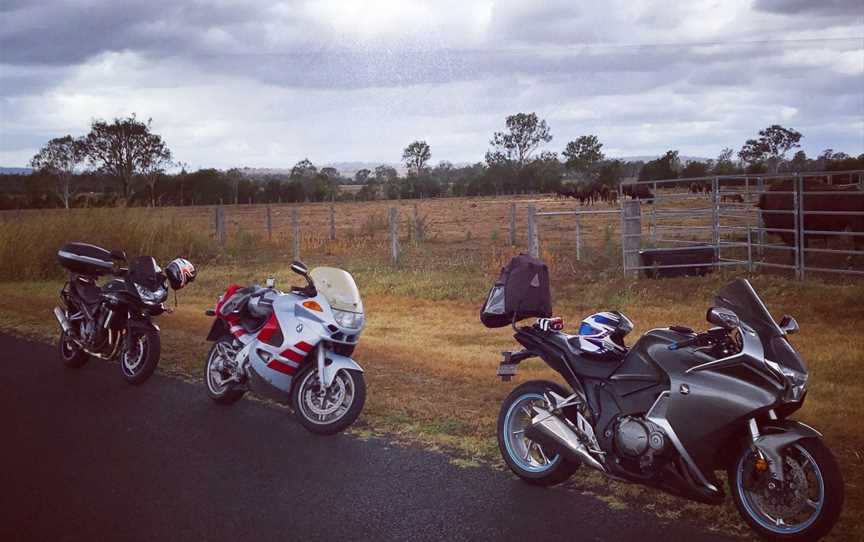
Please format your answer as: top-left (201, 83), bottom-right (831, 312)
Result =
top-left (527, 407), bottom-right (607, 473)
top-left (53, 307), bottom-right (71, 333)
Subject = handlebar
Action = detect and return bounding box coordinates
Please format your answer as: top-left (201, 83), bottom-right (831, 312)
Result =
top-left (668, 327), bottom-right (733, 351)
top-left (668, 336), bottom-right (698, 350)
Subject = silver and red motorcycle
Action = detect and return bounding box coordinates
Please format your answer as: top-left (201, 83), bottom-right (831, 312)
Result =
top-left (203, 261), bottom-right (366, 435)
top-left (485, 261), bottom-right (843, 540)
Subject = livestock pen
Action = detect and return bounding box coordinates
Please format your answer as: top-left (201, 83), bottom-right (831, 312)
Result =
top-left (529, 170), bottom-right (864, 280)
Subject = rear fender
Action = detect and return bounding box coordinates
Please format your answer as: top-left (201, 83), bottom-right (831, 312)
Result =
top-left (753, 420), bottom-right (822, 482)
top-left (319, 348), bottom-right (364, 388)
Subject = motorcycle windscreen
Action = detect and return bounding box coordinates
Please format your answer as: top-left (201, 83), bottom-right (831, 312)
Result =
top-left (714, 278), bottom-right (807, 373)
top-left (309, 267), bottom-right (363, 313)
top-left (715, 279), bottom-right (781, 339)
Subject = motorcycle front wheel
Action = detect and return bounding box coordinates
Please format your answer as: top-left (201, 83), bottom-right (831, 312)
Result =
top-left (729, 437), bottom-right (843, 541)
top-left (497, 380), bottom-right (579, 486)
top-left (291, 364), bottom-right (365, 435)
top-left (120, 329), bottom-right (160, 385)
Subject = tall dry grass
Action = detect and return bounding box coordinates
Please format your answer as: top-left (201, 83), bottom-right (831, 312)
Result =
top-left (0, 209), bottom-right (224, 280)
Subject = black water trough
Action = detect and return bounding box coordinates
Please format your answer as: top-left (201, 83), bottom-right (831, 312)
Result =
top-left (639, 246), bottom-right (717, 278)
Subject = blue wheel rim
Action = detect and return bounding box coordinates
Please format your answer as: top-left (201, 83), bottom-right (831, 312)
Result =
top-left (503, 392), bottom-right (560, 473)
top-left (736, 444), bottom-right (824, 534)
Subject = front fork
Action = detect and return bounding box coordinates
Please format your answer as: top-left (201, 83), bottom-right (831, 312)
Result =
top-left (746, 411), bottom-right (821, 484)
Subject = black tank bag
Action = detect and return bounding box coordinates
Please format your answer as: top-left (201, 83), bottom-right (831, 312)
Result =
top-left (480, 254), bottom-right (552, 328)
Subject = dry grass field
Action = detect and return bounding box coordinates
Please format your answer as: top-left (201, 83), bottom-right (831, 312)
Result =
top-left (1, 198), bottom-right (862, 540)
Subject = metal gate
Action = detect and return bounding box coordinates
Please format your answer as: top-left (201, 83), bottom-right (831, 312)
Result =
top-left (528, 169), bottom-right (864, 279)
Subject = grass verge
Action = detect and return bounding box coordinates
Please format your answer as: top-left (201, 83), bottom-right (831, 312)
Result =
top-left (1, 258), bottom-right (862, 541)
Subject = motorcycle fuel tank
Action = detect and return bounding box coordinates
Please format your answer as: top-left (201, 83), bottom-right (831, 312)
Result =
top-left (246, 293), bottom-right (324, 395)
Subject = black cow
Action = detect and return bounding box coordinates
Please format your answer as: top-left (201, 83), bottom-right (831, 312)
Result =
top-left (758, 181), bottom-right (864, 255)
top-left (622, 184), bottom-right (654, 203)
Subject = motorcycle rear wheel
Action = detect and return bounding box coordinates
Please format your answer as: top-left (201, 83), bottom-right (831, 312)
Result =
top-left (58, 331), bottom-right (89, 369)
top-left (728, 437), bottom-right (843, 541)
top-left (497, 380), bottom-right (579, 486)
top-left (204, 336), bottom-right (246, 405)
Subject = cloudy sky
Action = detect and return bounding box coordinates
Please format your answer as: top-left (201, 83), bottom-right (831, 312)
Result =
top-left (1, 0), bottom-right (862, 170)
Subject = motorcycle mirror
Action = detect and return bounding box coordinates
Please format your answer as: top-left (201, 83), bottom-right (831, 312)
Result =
top-left (290, 261), bottom-right (308, 276)
top-left (265, 277), bottom-right (275, 288)
top-left (779, 315), bottom-right (799, 335)
top-left (706, 307), bottom-right (740, 330)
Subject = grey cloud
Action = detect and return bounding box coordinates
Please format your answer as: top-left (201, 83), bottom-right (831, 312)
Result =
top-left (753, 0), bottom-right (864, 17)
top-left (0, 0), bottom-right (267, 65)
top-left (0, 1), bottom-right (861, 167)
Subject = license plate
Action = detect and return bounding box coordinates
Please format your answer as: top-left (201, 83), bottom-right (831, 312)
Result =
top-left (497, 363), bottom-right (518, 381)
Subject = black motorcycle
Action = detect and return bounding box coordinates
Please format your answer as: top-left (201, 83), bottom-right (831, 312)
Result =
top-left (483, 256), bottom-right (843, 541)
top-left (54, 242), bottom-right (196, 385)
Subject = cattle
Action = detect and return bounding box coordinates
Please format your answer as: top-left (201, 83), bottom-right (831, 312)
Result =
top-left (757, 181), bottom-right (864, 256)
top-left (556, 183), bottom-right (617, 206)
top-left (721, 193), bottom-right (744, 203)
top-left (622, 183), bottom-right (654, 203)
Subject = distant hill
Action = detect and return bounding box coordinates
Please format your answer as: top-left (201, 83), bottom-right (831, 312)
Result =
top-left (615, 155), bottom-right (711, 163)
top-left (238, 162), bottom-right (409, 179)
top-left (0, 167), bottom-right (32, 175)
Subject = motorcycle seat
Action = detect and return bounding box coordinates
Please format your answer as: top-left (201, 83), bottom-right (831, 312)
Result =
top-left (223, 288), bottom-right (274, 334)
top-left (537, 329), bottom-right (625, 379)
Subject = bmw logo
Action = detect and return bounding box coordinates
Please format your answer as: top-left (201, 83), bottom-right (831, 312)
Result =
top-left (296, 323), bottom-right (303, 333)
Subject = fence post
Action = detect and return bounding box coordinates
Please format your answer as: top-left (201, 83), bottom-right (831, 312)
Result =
top-left (712, 176), bottom-right (720, 265)
top-left (389, 207), bottom-right (399, 264)
top-left (214, 206), bottom-right (226, 245)
top-left (527, 205), bottom-right (538, 258)
top-left (795, 174), bottom-right (805, 281)
top-left (509, 202), bottom-right (516, 246)
top-left (413, 204), bottom-right (424, 242)
top-left (756, 176), bottom-right (765, 259)
top-left (747, 226), bottom-right (753, 273)
top-left (329, 201), bottom-right (336, 241)
top-left (649, 207), bottom-right (656, 243)
top-left (266, 205), bottom-right (273, 241)
top-left (291, 208), bottom-right (300, 261)
top-left (621, 200), bottom-right (641, 276)
top-left (575, 213), bottom-right (582, 261)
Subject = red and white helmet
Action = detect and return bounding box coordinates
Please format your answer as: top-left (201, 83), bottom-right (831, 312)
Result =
top-left (165, 258), bottom-right (197, 290)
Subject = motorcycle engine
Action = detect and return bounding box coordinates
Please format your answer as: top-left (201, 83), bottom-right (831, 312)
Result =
top-left (82, 305), bottom-right (108, 348)
top-left (614, 416), bottom-right (667, 470)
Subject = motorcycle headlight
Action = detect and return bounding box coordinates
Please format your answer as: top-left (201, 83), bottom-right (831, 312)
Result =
top-left (765, 359), bottom-right (808, 400)
top-left (333, 309), bottom-right (364, 330)
top-left (134, 282), bottom-right (168, 305)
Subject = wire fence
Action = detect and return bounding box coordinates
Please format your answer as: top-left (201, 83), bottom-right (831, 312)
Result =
top-left (3, 170), bottom-right (861, 277)
top-left (529, 169), bottom-right (864, 279)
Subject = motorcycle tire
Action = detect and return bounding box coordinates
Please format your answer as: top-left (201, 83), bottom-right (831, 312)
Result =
top-left (497, 380), bottom-right (579, 486)
top-left (58, 331), bottom-right (89, 369)
top-left (204, 336), bottom-right (246, 405)
top-left (728, 436), bottom-right (843, 541)
top-left (291, 364), bottom-right (365, 435)
top-left (120, 329), bottom-right (161, 386)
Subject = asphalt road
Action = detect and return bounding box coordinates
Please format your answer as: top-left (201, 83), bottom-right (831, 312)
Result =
top-left (0, 334), bottom-right (735, 542)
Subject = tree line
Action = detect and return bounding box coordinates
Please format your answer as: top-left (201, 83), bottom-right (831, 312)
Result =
top-left (1, 114), bottom-right (862, 210)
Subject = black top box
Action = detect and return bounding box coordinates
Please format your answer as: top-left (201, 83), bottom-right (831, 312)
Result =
top-left (57, 242), bottom-right (114, 276)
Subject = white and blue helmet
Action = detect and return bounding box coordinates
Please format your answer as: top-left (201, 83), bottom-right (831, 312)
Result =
top-left (578, 311), bottom-right (633, 357)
